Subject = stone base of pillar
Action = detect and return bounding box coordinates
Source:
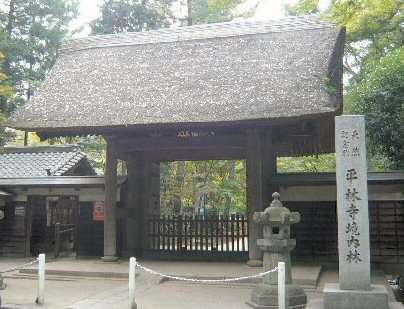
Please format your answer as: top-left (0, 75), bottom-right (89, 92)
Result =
top-left (101, 255), bottom-right (119, 262)
top-left (247, 283), bottom-right (307, 309)
top-left (323, 283), bottom-right (389, 309)
top-left (130, 302), bottom-right (137, 309)
top-left (247, 259), bottom-right (263, 267)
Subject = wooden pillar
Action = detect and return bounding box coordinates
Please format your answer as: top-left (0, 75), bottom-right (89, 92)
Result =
top-left (102, 138), bottom-right (118, 261)
top-left (262, 129), bottom-right (278, 208)
top-left (25, 200), bottom-right (32, 257)
top-left (141, 161), bottom-right (152, 252)
top-left (149, 162), bottom-right (160, 215)
top-left (246, 129), bottom-right (264, 266)
top-left (125, 158), bottom-right (156, 257)
top-left (125, 159), bottom-right (138, 257)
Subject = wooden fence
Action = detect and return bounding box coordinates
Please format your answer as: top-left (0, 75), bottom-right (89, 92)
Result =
top-left (146, 214), bottom-right (248, 260)
top-left (288, 201), bottom-right (404, 264)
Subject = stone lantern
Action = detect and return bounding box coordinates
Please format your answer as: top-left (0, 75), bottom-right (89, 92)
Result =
top-left (247, 192), bottom-right (307, 309)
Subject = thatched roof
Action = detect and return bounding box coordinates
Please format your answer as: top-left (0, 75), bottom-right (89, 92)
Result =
top-left (8, 16), bottom-right (345, 135)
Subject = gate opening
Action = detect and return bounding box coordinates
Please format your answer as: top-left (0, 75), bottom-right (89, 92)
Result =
top-left (146, 160), bottom-right (248, 261)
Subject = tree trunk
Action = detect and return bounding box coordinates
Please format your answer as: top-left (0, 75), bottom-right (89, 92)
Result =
top-left (4, 0), bottom-right (16, 74)
top-left (187, 0), bottom-right (192, 26)
top-left (178, 161), bottom-right (186, 214)
top-left (6, 0), bottom-right (16, 35)
top-left (224, 160), bottom-right (236, 217)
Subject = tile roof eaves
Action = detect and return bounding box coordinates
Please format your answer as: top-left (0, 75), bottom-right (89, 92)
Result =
top-left (53, 151), bottom-right (85, 176)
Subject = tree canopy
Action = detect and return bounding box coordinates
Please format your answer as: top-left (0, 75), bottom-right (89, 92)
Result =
top-left (90, 0), bottom-right (173, 34)
top-left (347, 47), bottom-right (404, 168)
top-left (91, 0), bottom-right (245, 35)
top-left (188, 0), bottom-right (244, 25)
top-left (288, 0), bottom-right (404, 169)
top-left (0, 51), bottom-right (15, 145)
top-left (0, 0), bottom-right (78, 143)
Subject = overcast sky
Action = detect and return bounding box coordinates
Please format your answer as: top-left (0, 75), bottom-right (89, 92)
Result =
top-left (72, 0), bottom-right (299, 37)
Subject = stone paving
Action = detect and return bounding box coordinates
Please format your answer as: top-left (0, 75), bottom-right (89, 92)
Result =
top-left (19, 257), bottom-right (322, 288)
top-left (0, 257), bottom-right (401, 309)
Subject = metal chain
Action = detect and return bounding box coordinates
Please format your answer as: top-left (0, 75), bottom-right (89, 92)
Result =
top-left (135, 262), bottom-right (277, 283)
top-left (0, 258), bottom-right (39, 274)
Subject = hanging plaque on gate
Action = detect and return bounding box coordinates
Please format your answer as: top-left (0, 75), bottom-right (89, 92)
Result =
top-left (93, 201), bottom-right (105, 221)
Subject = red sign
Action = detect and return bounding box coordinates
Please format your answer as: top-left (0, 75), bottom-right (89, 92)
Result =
top-left (93, 201), bottom-right (105, 221)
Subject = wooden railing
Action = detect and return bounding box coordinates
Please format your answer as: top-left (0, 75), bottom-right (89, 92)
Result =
top-left (147, 214), bottom-right (248, 254)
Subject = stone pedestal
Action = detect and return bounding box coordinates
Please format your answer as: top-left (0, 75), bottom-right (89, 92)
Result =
top-left (323, 283), bottom-right (388, 309)
top-left (247, 260), bottom-right (264, 267)
top-left (248, 284), bottom-right (306, 309)
top-left (101, 255), bottom-right (119, 262)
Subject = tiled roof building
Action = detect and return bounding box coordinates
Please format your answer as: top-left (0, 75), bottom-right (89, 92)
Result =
top-left (0, 145), bottom-right (96, 177)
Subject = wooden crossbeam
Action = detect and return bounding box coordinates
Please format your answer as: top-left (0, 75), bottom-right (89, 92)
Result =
top-left (117, 148), bottom-right (246, 161)
top-left (114, 135), bottom-right (246, 152)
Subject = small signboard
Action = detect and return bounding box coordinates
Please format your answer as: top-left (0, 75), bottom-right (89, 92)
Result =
top-left (93, 201), bottom-right (105, 221)
top-left (14, 206), bottom-right (25, 217)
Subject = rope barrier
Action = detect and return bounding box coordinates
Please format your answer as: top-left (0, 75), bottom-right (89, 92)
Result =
top-left (135, 262), bottom-right (278, 283)
top-left (0, 258), bottom-right (39, 274)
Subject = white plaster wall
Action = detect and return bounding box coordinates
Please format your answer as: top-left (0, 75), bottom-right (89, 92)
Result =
top-left (280, 184), bottom-right (404, 202)
top-left (10, 187), bottom-right (121, 202)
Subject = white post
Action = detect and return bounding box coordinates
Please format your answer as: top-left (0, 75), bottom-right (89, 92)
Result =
top-left (129, 257), bottom-right (137, 309)
top-left (278, 261), bottom-right (286, 309)
top-left (37, 253), bottom-right (45, 305)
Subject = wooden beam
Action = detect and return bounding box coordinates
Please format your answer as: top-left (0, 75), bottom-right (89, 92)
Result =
top-left (117, 148), bottom-right (246, 162)
top-left (114, 135), bottom-right (246, 152)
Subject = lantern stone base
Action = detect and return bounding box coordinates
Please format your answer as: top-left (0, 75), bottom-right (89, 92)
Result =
top-left (247, 259), bottom-right (263, 267)
top-left (247, 283), bottom-right (307, 309)
top-left (323, 283), bottom-right (388, 309)
top-left (101, 255), bottom-right (119, 262)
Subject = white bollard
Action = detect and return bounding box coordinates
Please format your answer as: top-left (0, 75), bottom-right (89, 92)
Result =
top-left (129, 257), bottom-right (137, 309)
top-left (278, 262), bottom-right (286, 309)
top-left (37, 253), bottom-right (45, 305)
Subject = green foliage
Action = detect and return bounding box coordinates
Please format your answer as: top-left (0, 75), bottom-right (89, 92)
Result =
top-left (330, 0), bottom-right (403, 78)
top-left (90, 0), bottom-right (173, 34)
top-left (289, 0), bottom-right (403, 81)
top-left (0, 0), bottom-right (79, 106)
top-left (289, 0), bottom-right (404, 168)
top-left (160, 160), bottom-right (246, 215)
top-left (189, 0), bottom-right (244, 24)
top-left (0, 0), bottom-right (78, 146)
top-left (347, 48), bottom-right (404, 168)
top-left (47, 135), bottom-right (107, 174)
top-left (278, 154), bottom-right (336, 173)
top-left (0, 52), bottom-right (14, 99)
top-left (92, 0), bottom-right (246, 33)
top-left (0, 50), bottom-right (15, 145)
top-left (286, 0), bottom-right (319, 15)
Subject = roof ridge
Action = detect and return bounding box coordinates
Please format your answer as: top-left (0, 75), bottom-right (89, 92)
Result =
top-left (0, 145), bottom-right (81, 154)
top-left (60, 15), bottom-right (334, 55)
top-left (52, 151), bottom-right (86, 176)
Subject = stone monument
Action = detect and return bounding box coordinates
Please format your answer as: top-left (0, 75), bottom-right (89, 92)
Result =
top-left (247, 192), bottom-right (307, 309)
top-left (323, 115), bottom-right (389, 309)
